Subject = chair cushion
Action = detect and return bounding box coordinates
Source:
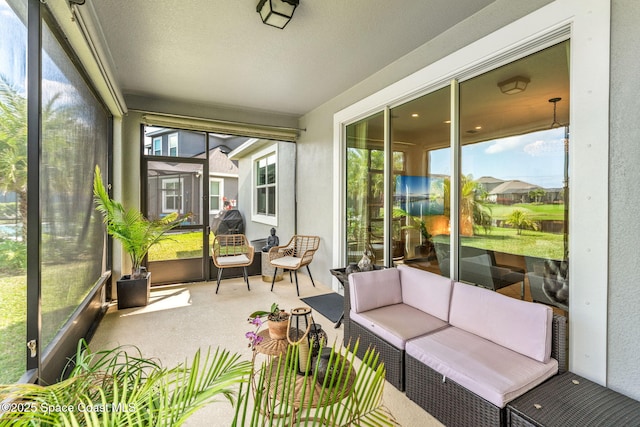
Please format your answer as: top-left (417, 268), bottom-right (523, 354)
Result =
top-left (398, 264), bottom-right (452, 321)
top-left (270, 256), bottom-right (302, 269)
top-left (449, 281), bottom-right (553, 362)
top-left (217, 254), bottom-right (250, 266)
top-left (351, 303), bottom-right (448, 349)
top-left (349, 268), bottom-right (402, 313)
top-left (405, 326), bottom-right (558, 408)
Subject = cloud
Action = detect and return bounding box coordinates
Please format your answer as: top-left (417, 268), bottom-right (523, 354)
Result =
top-left (524, 139), bottom-right (564, 156)
top-left (484, 136), bottom-right (521, 154)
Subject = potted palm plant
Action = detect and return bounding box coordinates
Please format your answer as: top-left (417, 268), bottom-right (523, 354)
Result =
top-left (93, 165), bottom-right (188, 309)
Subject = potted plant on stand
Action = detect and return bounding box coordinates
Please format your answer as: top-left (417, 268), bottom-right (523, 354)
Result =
top-left (248, 303), bottom-right (290, 340)
top-left (93, 165), bottom-right (188, 309)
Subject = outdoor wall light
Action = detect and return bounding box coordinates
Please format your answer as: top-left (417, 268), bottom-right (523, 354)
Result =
top-left (497, 76), bottom-right (530, 95)
top-left (257, 0), bottom-right (299, 29)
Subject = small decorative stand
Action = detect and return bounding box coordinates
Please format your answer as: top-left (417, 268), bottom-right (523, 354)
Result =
top-left (251, 307), bottom-right (355, 426)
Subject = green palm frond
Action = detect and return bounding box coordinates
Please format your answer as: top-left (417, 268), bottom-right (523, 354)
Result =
top-left (0, 340), bottom-right (251, 427)
top-left (233, 339), bottom-right (398, 426)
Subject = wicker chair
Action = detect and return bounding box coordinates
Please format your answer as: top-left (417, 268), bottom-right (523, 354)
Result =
top-left (211, 234), bottom-right (254, 294)
top-left (268, 235), bottom-right (320, 296)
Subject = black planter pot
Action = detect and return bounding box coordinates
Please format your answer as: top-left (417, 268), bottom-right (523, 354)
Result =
top-left (117, 272), bottom-right (151, 309)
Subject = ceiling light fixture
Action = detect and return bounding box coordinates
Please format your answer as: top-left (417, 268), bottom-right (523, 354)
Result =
top-left (549, 97), bottom-right (562, 128)
top-left (257, 0), bottom-right (299, 29)
top-left (498, 76), bottom-right (530, 95)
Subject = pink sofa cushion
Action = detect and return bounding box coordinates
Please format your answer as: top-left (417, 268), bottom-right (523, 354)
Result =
top-left (351, 303), bottom-right (448, 349)
top-left (449, 281), bottom-right (553, 363)
top-left (398, 264), bottom-right (452, 322)
top-left (406, 327), bottom-right (558, 408)
top-left (349, 268), bottom-right (402, 313)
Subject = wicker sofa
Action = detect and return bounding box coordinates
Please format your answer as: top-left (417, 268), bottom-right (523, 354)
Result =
top-left (345, 265), bottom-right (567, 427)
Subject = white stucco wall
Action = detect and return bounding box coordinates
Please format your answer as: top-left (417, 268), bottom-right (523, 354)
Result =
top-left (607, 0), bottom-right (640, 400)
top-left (236, 140), bottom-right (297, 248)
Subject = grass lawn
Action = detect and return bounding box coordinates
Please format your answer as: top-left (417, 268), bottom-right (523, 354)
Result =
top-left (486, 202), bottom-right (566, 221)
top-left (0, 274), bottom-right (26, 384)
top-left (433, 226), bottom-right (565, 260)
top-left (148, 231), bottom-right (212, 261)
top-left (0, 261), bottom-right (99, 384)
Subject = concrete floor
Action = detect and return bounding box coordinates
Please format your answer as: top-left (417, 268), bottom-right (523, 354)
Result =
top-left (90, 273), bottom-right (443, 427)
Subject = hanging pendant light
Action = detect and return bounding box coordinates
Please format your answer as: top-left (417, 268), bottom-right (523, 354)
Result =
top-left (257, 0), bottom-right (299, 29)
top-left (549, 97), bottom-right (562, 128)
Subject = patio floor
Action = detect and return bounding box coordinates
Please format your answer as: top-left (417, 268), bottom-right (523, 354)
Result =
top-left (89, 273), bottom-right (443, 426)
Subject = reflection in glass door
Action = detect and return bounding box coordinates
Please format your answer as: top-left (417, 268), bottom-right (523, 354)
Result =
top-left (457, 41), bottom-right (569, 309)
top-left (390, 86), bottom-right (451, 274)
top-left (345, 113), bottom-right (387, 265)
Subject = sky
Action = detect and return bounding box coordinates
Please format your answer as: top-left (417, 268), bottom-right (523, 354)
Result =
top-left (430, 127), bottom-right (567, 189)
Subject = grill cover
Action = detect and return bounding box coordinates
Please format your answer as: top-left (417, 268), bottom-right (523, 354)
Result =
top-left (211, 209), bottom-right (244, 235)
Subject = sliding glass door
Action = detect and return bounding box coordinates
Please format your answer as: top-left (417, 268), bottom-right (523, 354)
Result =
top-left (390, 86), bottom-right (451, 273)
top-left (457, 41), bottom-right (569, 307)
top-left (345, 113), bottom-right (391, 266)
top-left (344, 40), bottom-right (570, 311)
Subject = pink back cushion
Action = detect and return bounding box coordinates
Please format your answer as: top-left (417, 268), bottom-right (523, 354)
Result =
top-left (349, 268), bottom-right (402, 313)
top-left (449, 281), bottom-right (553, 362)
top-left (398, 265), bottom-right (452, 322)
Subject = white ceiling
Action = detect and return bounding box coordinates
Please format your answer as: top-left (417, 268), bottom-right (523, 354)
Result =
top-left (87, 0), bottom-right (495, 117)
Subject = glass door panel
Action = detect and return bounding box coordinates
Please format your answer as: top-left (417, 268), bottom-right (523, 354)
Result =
top-left (390, 86), bottom-right (451, 275)
top-left (458, 41), bottom-right (569, 307)
top-left (146, 159), bottom-right (207, 284)
top-left (345, 113), bottom-right (386, 265)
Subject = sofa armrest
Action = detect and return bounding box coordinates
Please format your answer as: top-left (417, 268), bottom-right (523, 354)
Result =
top-left (552, 313), bottom-right (568, 373)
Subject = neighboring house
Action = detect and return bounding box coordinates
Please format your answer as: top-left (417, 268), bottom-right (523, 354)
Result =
top-left (476, 176), bottom-right (505, 194)
top-left (144, 129), bottom-right (240, 220)
top-left (485, 179), bottom-right (563, 205)
top-left (488, 179), bottom-right (542, 204)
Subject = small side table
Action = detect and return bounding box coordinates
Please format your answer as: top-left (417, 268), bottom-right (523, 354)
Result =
top-left (506, 372), bottom-right (640, 426)
top-left (261, 254), bottom-right (283, 283)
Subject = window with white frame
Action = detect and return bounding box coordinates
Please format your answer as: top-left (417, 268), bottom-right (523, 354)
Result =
top-left (209, 178), bottom-right (224, 213)
top-left (168, 133), bottom-right (178, 156)
top-left (162, 177), bottom-right (183, 213)
top-left (255, 151), bottom-right (277, 220)
top-left (153, 137), bottom-right (162, 156)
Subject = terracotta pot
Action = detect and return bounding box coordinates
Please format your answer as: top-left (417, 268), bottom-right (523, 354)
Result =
top-left (268, 319), bottom-right (289, 340)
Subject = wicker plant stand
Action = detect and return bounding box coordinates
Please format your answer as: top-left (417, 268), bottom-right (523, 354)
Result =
top-left (263, 356), bottom-right (356, 426)
top-left (506, 372), bottom-right (640, 426)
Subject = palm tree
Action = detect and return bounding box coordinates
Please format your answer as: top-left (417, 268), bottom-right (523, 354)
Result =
top-left (0, 76), bottom-right (83, 244)
top-left (441, 174), bottom-right (492, 236)
top-left (505, 209), bottom-right (539, 235)
top-left (528, 188), bottom-right (546, 204)
top-left (0, 76), bottom-right (27, 242)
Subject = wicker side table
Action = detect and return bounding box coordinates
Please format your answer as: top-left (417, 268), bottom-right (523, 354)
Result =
top-left (506, 372), bottom-right (640, 426)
